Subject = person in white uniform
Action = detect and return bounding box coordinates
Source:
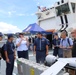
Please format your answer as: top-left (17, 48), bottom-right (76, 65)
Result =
top-left (16, 33), bottom-right (29, 59)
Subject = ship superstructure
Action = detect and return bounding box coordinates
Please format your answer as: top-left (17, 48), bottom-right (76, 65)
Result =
top-left (36, 0), bottom-right (76, 32)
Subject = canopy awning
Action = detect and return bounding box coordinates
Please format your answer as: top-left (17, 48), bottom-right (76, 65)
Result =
top-left (23, 23), bottom-right (52, 34)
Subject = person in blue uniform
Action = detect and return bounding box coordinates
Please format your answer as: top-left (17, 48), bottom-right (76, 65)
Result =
top-left (4, 34), bottom-right (16, 75)
top-left (52, 33), bottom-right (61, 57)
top-left (34, 32), bottom-right (49, 64)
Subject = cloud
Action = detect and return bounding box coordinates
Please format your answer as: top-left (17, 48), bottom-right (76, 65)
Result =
top-left (8, 10), bottom-right (16, 17)
top-left (17, 13), bottom-right (25, 16)
top-left (0, 22), bottom-right (21, 33)
top-left (0, 9), bottom-right (17, 17)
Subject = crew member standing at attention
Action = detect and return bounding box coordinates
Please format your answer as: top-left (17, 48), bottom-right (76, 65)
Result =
top-left (4, 34), bottom-right (16, 75)
top-left (16, 33), bottom-right (29, 59)
top-left (34, 32), bottom-right (49, 64)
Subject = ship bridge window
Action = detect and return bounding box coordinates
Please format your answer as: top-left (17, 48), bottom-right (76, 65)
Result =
top-left (71, 3), bottom-right (75, 13)
top-left (56, 3), bottom-right (70, 16)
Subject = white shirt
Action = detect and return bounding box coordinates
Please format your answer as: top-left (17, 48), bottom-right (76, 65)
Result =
top-left (16, 38), bottom-right (28, 51)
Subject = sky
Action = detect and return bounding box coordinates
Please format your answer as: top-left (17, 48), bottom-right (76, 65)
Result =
top-left (0, 0), bottom-right (58, 33)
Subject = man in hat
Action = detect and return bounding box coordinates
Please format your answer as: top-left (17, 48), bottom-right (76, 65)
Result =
top-left (4, 34), bottom-right (16, 75)
top-left (34, 32), bottom-right (49, 64)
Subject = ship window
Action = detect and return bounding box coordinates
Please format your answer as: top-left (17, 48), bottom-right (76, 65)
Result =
top-left (56, 3), bottom-right (70, 16)
top-left (71, 3), bottom-right (75, 13)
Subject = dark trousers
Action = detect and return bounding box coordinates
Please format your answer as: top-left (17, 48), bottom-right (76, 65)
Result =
top-left (53, 47), bottom-right (59, 56)
top-left (17, 50), bottom-right (29, 59)
top-left (6, 54), bottom-right (14, 75)
top-left (72, 52), bottom-right (76, 57)
top-left (58, 48), bottom-right (63, 57)
top-left (36, 50), bottom-right (46, 64)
